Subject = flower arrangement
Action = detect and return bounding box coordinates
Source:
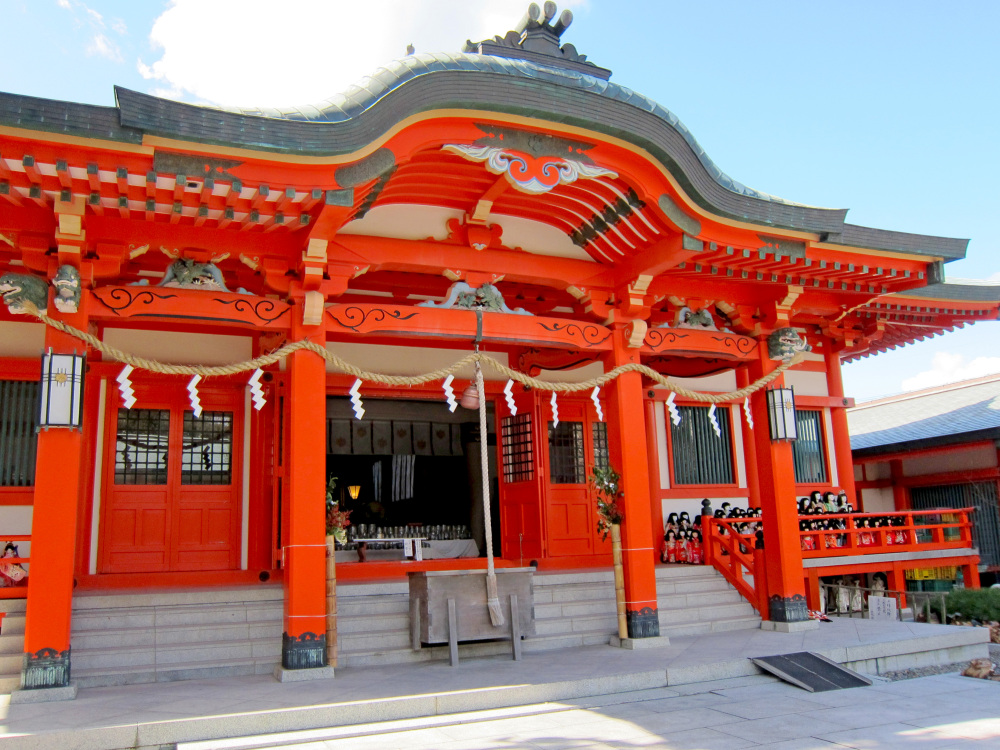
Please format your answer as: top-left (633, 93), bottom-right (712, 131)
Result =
top-left (325, 475), bottom-right (352, 544)
top-left (590, 465), bottom-right (623, 541)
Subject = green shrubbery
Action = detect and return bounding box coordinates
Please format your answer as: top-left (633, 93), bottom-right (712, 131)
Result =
top-left (945, 587), bottom-right (1000, 623)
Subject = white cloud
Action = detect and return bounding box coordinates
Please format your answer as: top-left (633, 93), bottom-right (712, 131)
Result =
top-left (900, 352), bottom-right (1000, 392)
top-left (138, 0), bottom-right (585, 107)
top-left (57, 0), bottom-right (125, 62)
top-left (88, 33), bottom-right (123, 62)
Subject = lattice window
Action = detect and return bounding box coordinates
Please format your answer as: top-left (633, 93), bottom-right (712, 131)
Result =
top-left (592, 421), bottom-right (609, 471)
top-left (793, 410), bottom-right (827, 484)
top-left (670, 405), bottom-right (734, 485)
top-left (181, 411), bottom-right (233, 485)
top-left (549, 421), bottom-right (586, 485)
top-left (501, 413), bottom-right (533, 483)
top-left (0, 380), bottom-right (39, 487)
top-left (115, 409), bottom-right (170, 485)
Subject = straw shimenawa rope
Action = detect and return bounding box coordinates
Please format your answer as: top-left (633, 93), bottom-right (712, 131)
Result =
top-left (24, 301), bottom-right (804, 401)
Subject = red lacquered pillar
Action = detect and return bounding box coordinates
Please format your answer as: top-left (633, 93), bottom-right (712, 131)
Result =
top-left (21, 302), bottom-right (88, 691)
top-left (824, 344), bottom-right (858, 503)
top-left (748, 341), bottom-right (814, 629)
top-left (604, 329), bottom-right (660, 638)
top-left (280, 309), bottom-right (329, 670)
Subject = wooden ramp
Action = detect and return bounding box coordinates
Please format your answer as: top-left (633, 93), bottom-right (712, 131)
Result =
top-left (751, 651), bottom-right (872, 692)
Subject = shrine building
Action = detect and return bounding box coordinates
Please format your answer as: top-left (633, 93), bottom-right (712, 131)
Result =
top-left (0, 3), bottom-right (998, 693)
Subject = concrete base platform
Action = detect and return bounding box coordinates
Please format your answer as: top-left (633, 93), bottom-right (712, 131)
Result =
top-left (0, 618), bottom-right (987, 750)
top-left (272, 665), bottom-right (335, 683)
top-left (610, 635), bottom-right (671, 649)
top-left (8, 684), bottom-right (77, 704)
top-left (761, 619), bottom-right (821, 633)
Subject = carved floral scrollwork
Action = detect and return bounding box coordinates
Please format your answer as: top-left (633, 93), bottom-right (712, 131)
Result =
top-left (643, 329), bottom-right (690, 351)
top-left (328, 306), bottom-right (419, 333)
top-left (537, 322), bottom-right (611, 347)
top-left (710, 334), bottom-right (757, 355)
top-left (98, 287), bottom-right (178, 315)
top-left (211, 297), bottom-right (290, 325)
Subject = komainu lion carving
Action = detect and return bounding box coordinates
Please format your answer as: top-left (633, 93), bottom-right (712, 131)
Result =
top-left (768, 327), bottom-right (811, 361)
top-left (53, 265), bottom-right (82, 313)
top-left (675, 306), bottom-right (717, 330)
top-left (0, 272), bottom-right (48, 315)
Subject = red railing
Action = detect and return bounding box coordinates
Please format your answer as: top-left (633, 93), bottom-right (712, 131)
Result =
top-left (703, 520), bottom-right (768, 617)
top-left (798, 508), bottom-right (975, 558)
top-left (0, 535), bottom-right (31, 599)
top-left (703, 508), bottom-right (978, 618)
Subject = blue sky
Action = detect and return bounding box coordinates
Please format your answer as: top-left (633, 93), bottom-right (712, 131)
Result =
top-left (2, 0), bottom-right (997, 401)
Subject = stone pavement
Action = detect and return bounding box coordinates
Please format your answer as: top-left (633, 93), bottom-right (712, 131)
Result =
top-left (0, 618), bottom-right (990, 749)
top-left (185, 672), bottom-right (1000, 749)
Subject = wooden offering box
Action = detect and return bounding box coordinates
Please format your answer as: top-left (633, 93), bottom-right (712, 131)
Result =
top-left (408, 568), bottom-right (536, 665)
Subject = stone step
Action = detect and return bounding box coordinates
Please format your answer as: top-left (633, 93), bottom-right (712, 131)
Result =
top-left (0, 675), bottom-right (20, 693)
top-left (337, 638), bottom-right (513, 668)
top-left (0, 614), bottom-right (24, 634)
top-left (0, 632), bottom-right (24, 654)
top-left (658, 589), bottom-right (745, 610)
top-left (0, 653), bottom-right (22, 674)
top-left (524, 631), bottom-right (616, 651)
top-left (660, 615), bottom-right (761, 638)
top-left (0, 599), bottom-right (26, 616)
top-left (658, 601), bottom-right (757, 625)
top-left (533, 613), bottom-right (618, 636)
top-left (337, 613), bottom-right (409, 635)
top-left (338, 629), bottom-right (412, 653)
top-left (337, 596), bottom-right (410, 618)
top-left (73, 657), bottom-right (277, 688)
top-left (662, 578), bottom-right (737, 595)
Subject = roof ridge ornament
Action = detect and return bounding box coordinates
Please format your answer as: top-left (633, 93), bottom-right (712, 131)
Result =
top-left (463, 2), bottom-right (611, 80)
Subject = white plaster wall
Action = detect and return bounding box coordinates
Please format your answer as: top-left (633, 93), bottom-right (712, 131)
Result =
top-left (327, 342), bottom-right (511, 380)
top-left (902, 445), bottom-right (997, 477)
top-left (654, 402), bottom-right (670, 489)
top-left (784, 370), bottom-right (829, 397)
top-left (103, 329), bottom-right (251, 366)
top-left (533, 361), bottom-right (606, 385)
top-left (861, 487), bottom-right (896, 513)
top-left (0, 321), bottom-right (45, 357)
top-left (864, 462), bottom-right (891, 481)
top-left (659, 370), bottom-right (738, 393)
top-left (731, 404), bottom-right (747, 489)
top-left (339, 204), bottom-right (592, 261)
top-left (0, 506), bottom-right (33, 558)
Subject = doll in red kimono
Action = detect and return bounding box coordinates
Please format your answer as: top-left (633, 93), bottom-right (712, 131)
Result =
top-left (800, 520), bottom-right (815, 551)
top-left (689, 530), bottom-right (704, 564)
top-left (661, 530), bottom-right (679, 563)
top-left (0, 543), bottom-right (27, 588)
top-left (677, 531), bottom-right (690, 564)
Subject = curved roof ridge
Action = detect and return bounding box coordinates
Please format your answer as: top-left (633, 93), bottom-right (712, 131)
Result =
top-left (219, 51), bottom-right (816, 209)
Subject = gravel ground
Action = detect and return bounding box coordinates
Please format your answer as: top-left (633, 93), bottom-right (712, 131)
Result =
top-left (876, 661), bottom-right (974, 681)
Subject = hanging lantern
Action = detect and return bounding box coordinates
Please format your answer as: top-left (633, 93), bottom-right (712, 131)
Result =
top-left (348, 485), bottom-right (361, 500)
top-left (38, 349), bottom-right (85, 429)
top-left (766, 386), bottom-right (797, 441)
